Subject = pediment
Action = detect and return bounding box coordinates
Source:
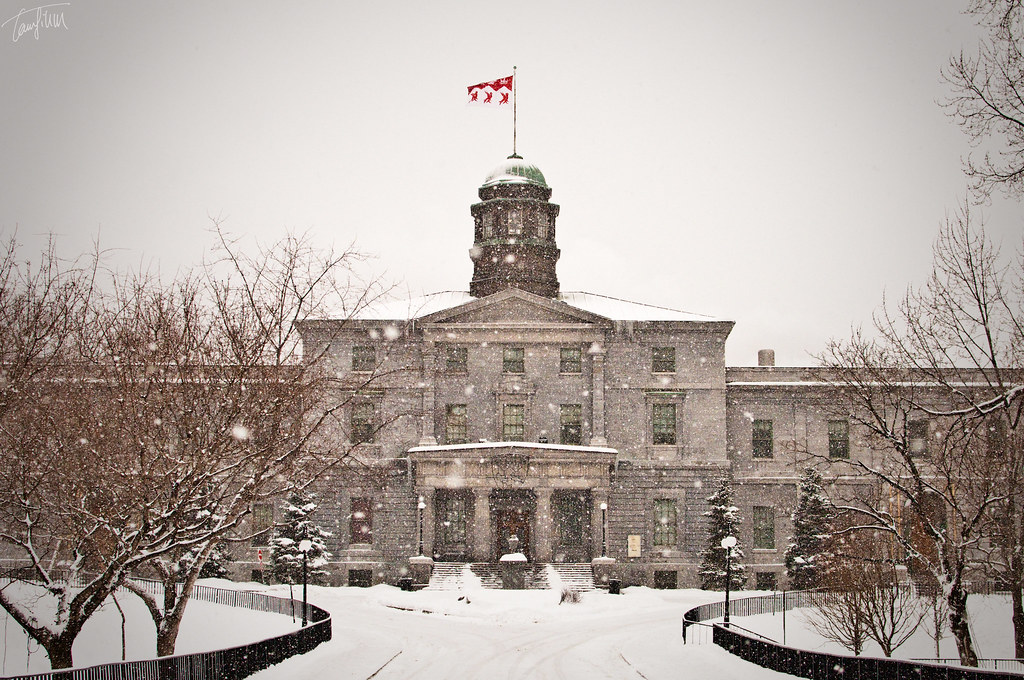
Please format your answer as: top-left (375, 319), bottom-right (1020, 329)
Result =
top-left (419, 288), bottom-right (608, 327)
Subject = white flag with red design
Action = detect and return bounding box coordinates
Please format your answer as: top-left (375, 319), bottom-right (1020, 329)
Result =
top-left (467, 75), bottom-right (513, 108)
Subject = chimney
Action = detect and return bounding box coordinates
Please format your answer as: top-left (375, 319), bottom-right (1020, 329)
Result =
top-left (757, 349), bottom-right (776, 367)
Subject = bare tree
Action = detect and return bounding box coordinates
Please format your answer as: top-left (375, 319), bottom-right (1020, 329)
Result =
top-left (113, 226), bottom-right (396, 657)
top-left (818, 207), bottom-right (1023, 666)
top-left (944, 0), bottom-right (1024, 199)
top-left (808, 530), bottom-right (925, 658)
top-left (807, 590), bottom-right (870, 656)
top-left (0, 238), bottom-right (190, 669)
top-left (0, 227), bottom-right (399, 667)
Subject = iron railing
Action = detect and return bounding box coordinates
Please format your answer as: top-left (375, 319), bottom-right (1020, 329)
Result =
top-left (715, 624), bottom-right (1021, 680)
top-left (683, 588), bottom-right (1023, 679)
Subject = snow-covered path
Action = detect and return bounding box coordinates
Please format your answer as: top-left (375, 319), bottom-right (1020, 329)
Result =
top-left (251, 585), bottom-right (794, 680)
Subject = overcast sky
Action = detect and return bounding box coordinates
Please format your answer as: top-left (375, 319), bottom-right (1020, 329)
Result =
top-left (2, 1), bottom-right (1020, 366)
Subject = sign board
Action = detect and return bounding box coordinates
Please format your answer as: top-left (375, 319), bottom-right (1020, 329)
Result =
top-left (627, 534), bottom-right (642, 558)
top-left (257, 549), bottom-right (263, 563)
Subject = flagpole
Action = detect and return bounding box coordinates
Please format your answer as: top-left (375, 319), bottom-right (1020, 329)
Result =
top-left (511, 66), bottom-right (519, 158)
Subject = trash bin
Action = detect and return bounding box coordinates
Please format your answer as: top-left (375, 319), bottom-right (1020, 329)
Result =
top-left (399, 577), bottom-right (413, 591)
top-left (609, 578), bottom-right (621, 594)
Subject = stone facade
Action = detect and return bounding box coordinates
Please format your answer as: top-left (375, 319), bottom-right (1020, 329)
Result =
top-left (234, 156), bottom-right (880, 589)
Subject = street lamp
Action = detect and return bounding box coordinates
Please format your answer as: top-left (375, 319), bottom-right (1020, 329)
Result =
top-left (721, 535), bottom-right (737, 627)
top-left (417, 497), bottom-right (426, 556)
top-left (600, 502), bottom-right (608, 558)
top-left (298, 533), bottom-right (313, 627)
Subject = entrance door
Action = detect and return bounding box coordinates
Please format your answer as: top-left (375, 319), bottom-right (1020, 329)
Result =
top-left (434, 489), bottom-right (472, 561)
top-left (491, 490), bottom-right (535, 560)
top-left (553, 490), bottom-right (592, 562)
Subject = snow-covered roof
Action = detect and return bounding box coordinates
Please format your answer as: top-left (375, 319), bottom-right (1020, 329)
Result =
top-left (352, 290), bottom-right (725, 323)
top-left (354, 291), bottom-right (474, 319)
top-left (559, 292), bottom-right (721, 322)
top-left (407, 440), bottom-right (617, 455)
top-left (481, 156), bottom-right (548, 188)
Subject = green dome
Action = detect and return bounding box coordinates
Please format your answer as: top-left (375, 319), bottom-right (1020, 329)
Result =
top-left (481, 155), bottom-right (548, 188)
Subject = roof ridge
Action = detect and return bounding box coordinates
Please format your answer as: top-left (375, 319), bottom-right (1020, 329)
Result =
top-left (560, 291), bottom-right (717, 320)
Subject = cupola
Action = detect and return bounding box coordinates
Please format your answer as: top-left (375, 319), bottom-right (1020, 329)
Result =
top-left (469, 155), bottom-right (561, 298)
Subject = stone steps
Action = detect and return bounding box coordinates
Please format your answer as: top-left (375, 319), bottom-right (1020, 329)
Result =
top-left (424, 562), bottom-right (595, 591)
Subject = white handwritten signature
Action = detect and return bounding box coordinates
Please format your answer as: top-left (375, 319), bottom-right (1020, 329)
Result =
top-left (1, 3), bottom-right (69, 43)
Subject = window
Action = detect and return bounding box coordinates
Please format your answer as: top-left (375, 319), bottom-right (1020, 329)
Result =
top-left (559, 347), bottom-right (582, 374)
top-left (652, 347), bottom-right (676, 373)
top-left (908, 419), bottom-right (928, 456)
top-left (502, 404), bottom-right (525, 441)
top-left (828, 420), bottom-right (850, 459)
top-left (537, 212), bottom-right (549, 240)
top-left (756, 572), bottom-right (778, 590)
top-left (446, 346), bottom-right (468, 372)
top-left (653, 499), bottom-right (678, 547)
top-left (753, 506), bottom-right (775, 549)
top-left (350, 497), bottom-right (373, 544)
top-left (752, 420), bottom-right (773, 458)
top-left (352, 345), bottom-right (375, 372)
top-left (446, 404), bottom-right (468, 444)
top-left (351, 402), bottom-right (375, 444)
top-left (250, 503), bottom-right (273, 547)
top-left (481, 213), bottom-right (494, 238)
top-left (503, 347), bottom-right (525, 374)
top-left (654, 570), bottom-right (678, 589)
top-left (348, 569), bottom-right (372, 587)
top-left (438, 492), bottom-right (469, 548)
top-left (652, 403), bottom-right (676, 445)
top-left (507, 209), bottom-right (522, 235)
top-left (560, 404), bottom-right (582, 445)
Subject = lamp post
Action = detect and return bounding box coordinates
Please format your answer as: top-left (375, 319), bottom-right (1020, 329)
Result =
top-left (298, 533), bottom-right (312, 627)
top-left (721, 535), bottom-right (736, 627)
top-left (417, 497), bottom-right (426, 556)
top-left (600, 502), bottom-right (608, 558)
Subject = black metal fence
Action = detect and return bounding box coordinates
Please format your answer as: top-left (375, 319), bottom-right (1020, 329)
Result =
top-left (3, 581), bottom-right (332, 680)
top-left (918, 660), bottom-right (1024, 674)
top-left (682, 589), bottom-right (1023, 679)
top-left (681, 589), bottom-right (824, 643)
top-left (715, 624), bottom-right (1022, 680)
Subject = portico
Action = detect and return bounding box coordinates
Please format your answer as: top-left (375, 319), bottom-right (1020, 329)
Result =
top-left (409, 442), bottom-right (616, 563)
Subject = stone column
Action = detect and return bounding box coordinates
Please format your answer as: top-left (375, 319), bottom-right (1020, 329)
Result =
top-left (534, 487), bottom-right (554, 562)
top-left (419, 343), bottom-right (438, 446)
top-left (471, 487), bottom-right (491, 562)
top-left (590, 346), bottom-right (608, 447)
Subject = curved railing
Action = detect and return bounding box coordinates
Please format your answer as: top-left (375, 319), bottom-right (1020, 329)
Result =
top-left (4, 581), bottom-right (332, 680)
top-left (683, 590), bottom-right (1022, 680)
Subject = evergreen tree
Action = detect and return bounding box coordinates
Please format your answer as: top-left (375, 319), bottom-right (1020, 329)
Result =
top-left (699, 479), bottom-right (746, 590)
top-left (197, 542), bottom-right (234, 580)
top-left (270, 491), bottom-right (333, 585)
top-left (784, 467), bottom-right (834, 590)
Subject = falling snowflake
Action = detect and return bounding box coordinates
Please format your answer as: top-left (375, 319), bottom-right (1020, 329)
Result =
top-left (232, 424), bottom-right (251, 441)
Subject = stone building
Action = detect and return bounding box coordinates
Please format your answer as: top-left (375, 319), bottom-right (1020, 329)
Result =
top-left (241, 155), bottom-right (876, 590)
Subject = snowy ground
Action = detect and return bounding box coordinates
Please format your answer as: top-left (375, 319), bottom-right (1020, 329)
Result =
top-left (3, 579), bottom-right (1015, 679)
top-left (248, 584), bottom-right (795, 680)
top-left (735, 595), bottom-right (1016, 661)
